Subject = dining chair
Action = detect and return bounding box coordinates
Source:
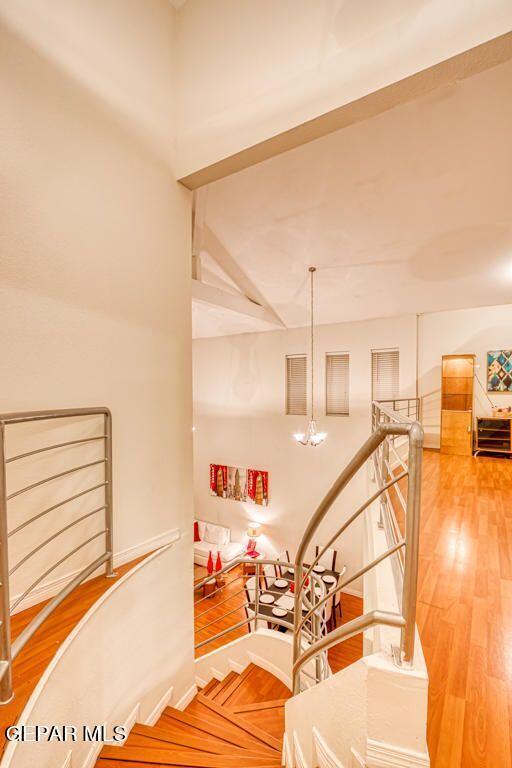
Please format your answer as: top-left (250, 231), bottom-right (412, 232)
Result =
top-left (243, 576), bottom-right (269, 630)
top-left (262, 562), bottom-right (276, 590)
top-left (275, 550), bottom-right (291, 578)
top-left (331, 564), bottom-right (346, 627)
top-left (314, 545), bottom-right (337, 571)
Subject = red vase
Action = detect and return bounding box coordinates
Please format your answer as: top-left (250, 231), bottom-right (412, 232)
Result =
top-left (215, 552), bottom-right (222, 572)
top-left (206, 551), bottom-right (214, 575)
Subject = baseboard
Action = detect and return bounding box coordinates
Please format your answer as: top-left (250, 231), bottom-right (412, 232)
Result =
top-left (351, 748), bottom-right (366, 767)
top-left (82, 740), bottom-right (104, 768)
top-left (143, 684), bottom-right (174, 727)
top-left (10, 528), bottom-right (180, 615)
top-left (293, 732), bottom-right (308, 768)
top-left (175, 684), bottom-right (197, 711)
top-left (282, 733), bottom-right (292, 768)
top-left (229, 659), bottom-right (246, 674)
top-left (314, 729), bottom-right (343, 768)
top-left (366, 739), bottom-right (430, 767)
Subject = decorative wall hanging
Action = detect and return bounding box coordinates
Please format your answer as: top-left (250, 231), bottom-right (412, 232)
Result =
top-left (209, 464), bottom-right (269, 505)
top-left (487, 350), bottom-right (512, 392)
top-left (247, 469), bottom-right (269, 506)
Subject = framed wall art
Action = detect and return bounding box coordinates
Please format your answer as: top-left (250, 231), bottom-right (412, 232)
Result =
top-left (487, 350), bottom-right (512, 392)
top-left (209, 464), bottom-right (269, 505)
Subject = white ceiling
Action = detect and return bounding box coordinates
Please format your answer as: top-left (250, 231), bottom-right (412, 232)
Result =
top-left (193, 59), bottom-right (512, 339)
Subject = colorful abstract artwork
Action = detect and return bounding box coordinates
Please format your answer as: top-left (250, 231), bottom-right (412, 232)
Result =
top-left (210, 464), bottom-right (269, 505)
top-left (487, 350), bottom-right (512, 392)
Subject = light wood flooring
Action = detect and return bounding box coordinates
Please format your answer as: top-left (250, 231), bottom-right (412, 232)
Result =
top-left (417, 450), bottom-right (512, 767)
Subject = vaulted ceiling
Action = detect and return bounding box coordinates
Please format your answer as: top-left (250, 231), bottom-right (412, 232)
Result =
top-left (192, 59), bottom-right (512, 338)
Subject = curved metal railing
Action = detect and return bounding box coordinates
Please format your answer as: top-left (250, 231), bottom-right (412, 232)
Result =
top-left (194, 556), bottom-right (332, 686)
top-left (0, 407), bottom-right (114, 703)
top-left (292, 399), bottom-right (423, 693)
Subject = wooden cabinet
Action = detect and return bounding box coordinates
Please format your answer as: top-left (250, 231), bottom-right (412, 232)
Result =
top-left (475, 417), bottom-right (512, 455)
top-left (440, 354), bottom-right (475, 456)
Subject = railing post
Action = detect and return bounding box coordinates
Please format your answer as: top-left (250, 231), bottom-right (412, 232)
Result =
top-left (254, 563), bottom-right (260, 632)
top-left (400, 421), bottom-right (423, 666)
top-left (104, 411), bottom-right (115, 578)
top-left (292, 562), bottom-right (302, 695)
top-left (0, 425), bottom-right (13, 703)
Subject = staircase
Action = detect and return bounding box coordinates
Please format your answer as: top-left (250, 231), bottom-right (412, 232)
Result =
top-left (96, 664), bottom-right (290, 767)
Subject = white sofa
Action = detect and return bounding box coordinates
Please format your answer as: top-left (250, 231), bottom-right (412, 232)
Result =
top-left (194, 519), bottom-right (245, 568)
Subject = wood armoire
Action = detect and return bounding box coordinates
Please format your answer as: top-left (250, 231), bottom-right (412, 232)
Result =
top-left (440, 354), bottom-right (475, 456)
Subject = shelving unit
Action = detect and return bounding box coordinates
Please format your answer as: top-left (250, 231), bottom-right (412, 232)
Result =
top-left (475, 417), bottom-right (512, 456)
top-left (440, 354), bottom-right (475, 456)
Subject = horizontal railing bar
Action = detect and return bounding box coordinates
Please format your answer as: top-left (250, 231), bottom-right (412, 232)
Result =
top-left (193, 575), bottom-right (245, 604)
top-left (8, 482), bottom-right (108, 537)
top-left (298, 541), bottom-right (405, 632)
top-left (294, 610), bottom-right (406, 674)
top-left (384, 459), bottom-right (407, 512)
top-left (10, 531), bottom-right (108, 613)
top-left (193, 557), bottom-right (297, 591)
top-left (11, 552), bottom-right (110, 660)
top-left (0, 407), bottom-right (111, 426)
top-left (194, 617), bottom-right (252, 649)
top-left (196, 602), bottom-right (250, 633)
top-left (9, 507), bottom-right (107, 576)
top-left (194, 587), bottom-right (248, 619)
top-left (6, 436), bottom-right (107, 464)
top-left (300, 470), bottom-right (408, 589)
top-left (6, 459), bottom-right (107, 501)
top-left (372, 401), bottom-right (415, 425)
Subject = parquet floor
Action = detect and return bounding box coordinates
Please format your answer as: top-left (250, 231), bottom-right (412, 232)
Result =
top-left (417, 450), bottom-right (512, 767)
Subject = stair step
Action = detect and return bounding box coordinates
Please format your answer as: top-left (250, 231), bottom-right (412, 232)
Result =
top-left (97, 761), bottom-right (281, 768)
top-left (200, 678), bottom-right (219, 697)
top-left (231, 699), bottom-right (288, 714)
top-left (98, 745), bottom-right (282, 766)
top-left (128, 723), bottom-right (272, 759)
top-left (196, 694), bottom-right (282, 751)
top-left (161, 706), bottom-right (276, 757)
top-left (209, 670), bottom-right (238, 701)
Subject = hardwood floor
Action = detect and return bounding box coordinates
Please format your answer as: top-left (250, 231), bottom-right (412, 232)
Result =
top-left (194, 564), bottom-right (363, 670)
top-left (0, 557), bottom-right (144, 756)
top-left (417, 450), bottom-right (512, 768)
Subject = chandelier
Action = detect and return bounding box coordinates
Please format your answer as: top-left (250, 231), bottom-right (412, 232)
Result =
top-left (293, 266), bottom-right (327, 447)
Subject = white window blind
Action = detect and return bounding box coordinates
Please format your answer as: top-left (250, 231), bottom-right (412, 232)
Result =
top-left (371, 349), bottom-right (399, 401)
top-left (286, 355), bottom-right (307, 415)
top-left (326, 353), bottom-right (350, 416)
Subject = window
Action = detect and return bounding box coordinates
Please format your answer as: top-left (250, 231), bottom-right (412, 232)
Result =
top-left (371, 349), bottom-right (399, 401)
top-left (326, 353), bottom-right (350, 416)
top-left (286, 355), bottom-right (307, 415)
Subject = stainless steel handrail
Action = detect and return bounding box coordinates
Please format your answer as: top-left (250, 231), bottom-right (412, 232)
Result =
top-left (292, 398), bottom-right (423, 694)
top-left (0, 407), bottom-right (114, 703)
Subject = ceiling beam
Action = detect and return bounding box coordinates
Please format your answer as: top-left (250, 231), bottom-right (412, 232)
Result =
top-left (192, 279), bottom-right (285, 327)
top-left (178, 32), bottom-right (512, 190)
top-left (202, 225), bottom-right (286, 328)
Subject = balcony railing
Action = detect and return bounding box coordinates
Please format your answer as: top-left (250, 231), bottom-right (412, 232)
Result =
top-left (0, 407), bottom-right (114, 703)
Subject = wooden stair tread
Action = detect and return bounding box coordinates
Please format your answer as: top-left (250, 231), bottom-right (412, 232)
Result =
top-left (97, 761), bottom-right (281, 768)
top-left (99, 745), bottom-right (281, 766)
top-left (196, 694), bottom-right (281, 751)
top-left (161, 706), bottom-right (275, 756)
top-left (128, 723), bottom-right (272, 759)
top-left (231, 699), bottom-right (288, 714)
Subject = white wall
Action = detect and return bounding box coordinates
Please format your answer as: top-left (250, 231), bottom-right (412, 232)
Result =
top-left (419, 304), bottom-right (512, 448)
top-left (0, 0), bottom-right (194, 639)
top-left (174, 0), bottom-right (512, 178)
top-left (193, 315), bottom-right (417, 588)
